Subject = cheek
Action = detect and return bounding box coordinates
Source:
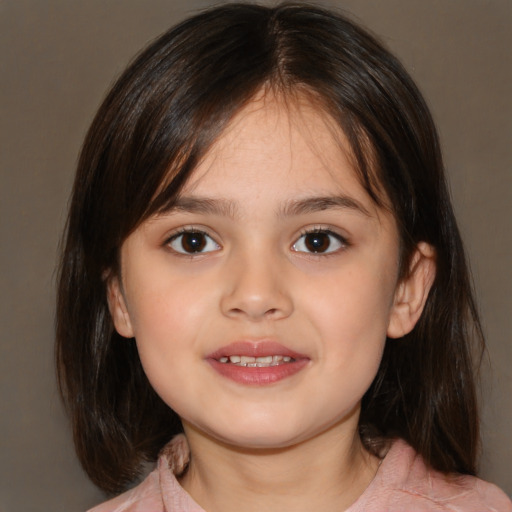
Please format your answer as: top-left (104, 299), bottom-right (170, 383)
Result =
top-left (126, 266), bottom-right (212, 337)
top-left (302, 264), bottom-right (395, 383)
top-left (129, 288), bottom-right (203, 416)
top-left (307, 267), bottom-right (396, 338)
top-left (124, 274), bottom-right (209, 380)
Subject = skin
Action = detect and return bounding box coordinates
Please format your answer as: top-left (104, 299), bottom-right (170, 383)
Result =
top-left (108, 92), bottom-right (435, 512)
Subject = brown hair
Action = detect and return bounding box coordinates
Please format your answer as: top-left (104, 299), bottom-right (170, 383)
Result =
top-left (56, 2), bottom-right (484, 493)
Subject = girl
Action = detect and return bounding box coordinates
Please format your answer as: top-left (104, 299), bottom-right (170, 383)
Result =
top-left (56, 3), bottom-right (511, 511)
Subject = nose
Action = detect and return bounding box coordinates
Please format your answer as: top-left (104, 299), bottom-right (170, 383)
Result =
top-left (220, 248), bottom-right (294, 321)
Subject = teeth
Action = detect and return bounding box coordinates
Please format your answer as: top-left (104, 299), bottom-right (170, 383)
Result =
top-left (256, 356), bottom-right (273, 364)
top-left (218, 354), bottom-right (296, 366)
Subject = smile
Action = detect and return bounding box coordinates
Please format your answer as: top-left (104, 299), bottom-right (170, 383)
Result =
top-left (207, 341), bottom-right (308, 385)
top-left (218, 355), bottom-right (295, 366)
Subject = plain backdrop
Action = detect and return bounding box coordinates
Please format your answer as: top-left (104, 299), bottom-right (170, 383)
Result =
top-left (1, 1), bottom-right (510, 511)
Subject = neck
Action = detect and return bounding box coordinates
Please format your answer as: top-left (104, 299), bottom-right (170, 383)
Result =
top-left (179, 412), bottom-right (380, 512)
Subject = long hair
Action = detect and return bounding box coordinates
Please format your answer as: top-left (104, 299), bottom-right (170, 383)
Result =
top-left (56, 2), bottom-right (483, 493)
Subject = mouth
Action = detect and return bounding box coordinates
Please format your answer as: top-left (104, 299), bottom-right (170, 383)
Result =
top-left (217, 355), bottom-right (295, 367)
top-left (206, 341), bottom-right (309, 385)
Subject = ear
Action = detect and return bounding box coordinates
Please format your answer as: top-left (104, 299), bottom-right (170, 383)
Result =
top-left (106, 276), bottom-right (134, 338)
top-left (387, 242), bottom-right (436, 339)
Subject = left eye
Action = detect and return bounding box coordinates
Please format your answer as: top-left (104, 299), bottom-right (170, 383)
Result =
top-left (168, 231), bottom-right (220, 254)
top-left (292, 231), bottom-right (345, 254)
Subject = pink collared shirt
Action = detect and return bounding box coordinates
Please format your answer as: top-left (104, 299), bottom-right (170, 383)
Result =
top-left (89, 436), bottom-right (512, 512)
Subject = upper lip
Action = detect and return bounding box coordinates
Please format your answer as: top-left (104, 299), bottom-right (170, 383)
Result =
top-left (206, 340), bottom-right (308, 360)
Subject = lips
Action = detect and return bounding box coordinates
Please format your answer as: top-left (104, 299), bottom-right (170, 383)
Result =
top-left (218, 354), bottom-right (294, 366)
top-left (206, 340), bottom-right (309, 385)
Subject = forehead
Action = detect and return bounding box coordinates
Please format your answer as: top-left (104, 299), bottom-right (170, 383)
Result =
top-left (180, 92), bottom-right (378, 213)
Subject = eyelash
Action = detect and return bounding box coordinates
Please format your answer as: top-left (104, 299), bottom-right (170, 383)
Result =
top-left (292, 228), bottom-right (349, 255)
top-left (165, 228), bottom-right (220, 256)
top-left (164, 227), bottom-right (349, 256)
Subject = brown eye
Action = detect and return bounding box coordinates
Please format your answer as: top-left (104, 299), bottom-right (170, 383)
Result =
top-left (169, 231), bottom-right (219, 254)
top-left (292, 231), bottom-right (345, 254)
top-left (305, 233), bottom-right (330, 252)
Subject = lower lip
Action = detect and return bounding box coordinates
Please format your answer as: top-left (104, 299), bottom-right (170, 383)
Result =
top-left (207, 358), bottom-right (309, 385)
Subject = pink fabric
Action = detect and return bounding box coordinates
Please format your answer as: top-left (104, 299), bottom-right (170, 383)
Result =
top-left (88, 436), bottom-right (512, 512)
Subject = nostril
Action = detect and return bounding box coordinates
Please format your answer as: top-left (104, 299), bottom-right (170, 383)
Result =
top-left (220, 280), bottom-right (294, 320)
top-left (226, 306), bottom-right (282, 319)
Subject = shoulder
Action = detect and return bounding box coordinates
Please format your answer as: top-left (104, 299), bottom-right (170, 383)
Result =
top-left (87, 468), bottom-right (163, 512)
top-left (87, 435), bottom-right (203, 512)
top-left (350, 439), bottom-right (512, 512)
top-left (402, 462), bottom-right (512, 511)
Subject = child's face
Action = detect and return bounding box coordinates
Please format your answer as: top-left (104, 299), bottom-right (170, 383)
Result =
top-left (109, 94), bottom-right (411, 450)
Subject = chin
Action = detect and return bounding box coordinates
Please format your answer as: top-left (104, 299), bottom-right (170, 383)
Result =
top-left (220, 432), bottom-right (306, 451)
top-left (185, 416), bottom-right (305, 451)
top-left (201, 416), bottom-right (330, 452)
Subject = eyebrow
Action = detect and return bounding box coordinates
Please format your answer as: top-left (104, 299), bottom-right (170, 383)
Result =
top-left (166, 197), bottom-right (238, 217)
top-left (162, 194), bottom-right (371, 218)
top-left (279, 196), bottom-right (371, 217)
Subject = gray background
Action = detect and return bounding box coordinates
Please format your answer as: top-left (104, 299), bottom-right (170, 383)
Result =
top-left (1, 1), bottom-right (510, 511)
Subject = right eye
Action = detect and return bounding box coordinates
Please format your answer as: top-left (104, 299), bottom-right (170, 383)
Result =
top-left (292, 230), bottom-right (346, 255)
top-left (167, 230), bottom-right (220, 254)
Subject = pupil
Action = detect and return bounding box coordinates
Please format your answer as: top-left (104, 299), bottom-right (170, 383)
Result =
top-left (305, 233), bottom-right (330, 252)
top-left (182, 232), bottom-right (206, 252)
